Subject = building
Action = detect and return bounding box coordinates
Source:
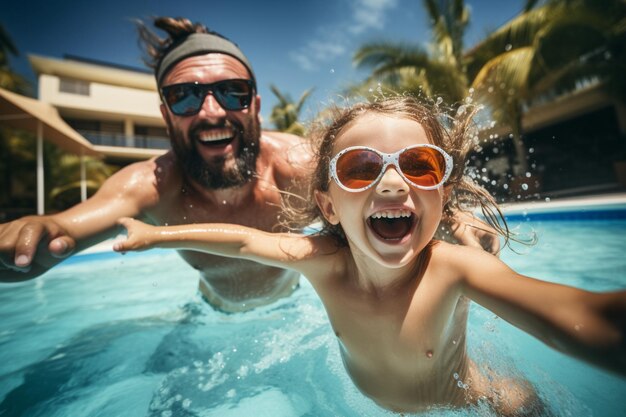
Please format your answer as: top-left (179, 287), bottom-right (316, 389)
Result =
top-left (29, 54), bottom-right (169, 166)
top-left (473, 81), bottom-right (626, 200)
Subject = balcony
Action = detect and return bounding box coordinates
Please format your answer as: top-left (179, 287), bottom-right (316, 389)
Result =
top-left (77, 130), bottom-right (170, 150)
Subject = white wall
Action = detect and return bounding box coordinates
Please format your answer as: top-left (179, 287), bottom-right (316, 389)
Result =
top-left (39, 74), bottom-right (162, 121)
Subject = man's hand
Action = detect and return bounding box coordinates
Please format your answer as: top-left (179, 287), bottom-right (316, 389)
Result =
top-left (437, 211), bottom-right (501, 255)
top-left (0, 216), bottom-right (76, 279)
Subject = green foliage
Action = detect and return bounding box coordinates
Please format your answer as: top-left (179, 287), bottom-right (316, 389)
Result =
top-left (269, 85), bottom-right (314, 136)
top-left (351, 0), bottom-right (625, 176)
top-left (0, 23), bottom-right (29, 94)
top-left (351, 0), bottom-right (470, 108)
top-left (467, 0), bottom-right (626, 172)
top-left (0, 23), bottom-right (115, 215)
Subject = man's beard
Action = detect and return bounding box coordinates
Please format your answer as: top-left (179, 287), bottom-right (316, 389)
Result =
top-left (167, 117), bottom-right (261, 190)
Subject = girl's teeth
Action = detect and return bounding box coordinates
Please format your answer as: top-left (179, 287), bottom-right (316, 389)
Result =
top-left (370, 210), bottom-right (411, 219)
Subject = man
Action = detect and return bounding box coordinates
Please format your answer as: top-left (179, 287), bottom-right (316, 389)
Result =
top-left (0, 17), bottom-right (497, 312)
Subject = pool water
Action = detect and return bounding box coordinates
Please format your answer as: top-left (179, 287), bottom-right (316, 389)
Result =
top-left (0, 218), bottom-right (625, 416)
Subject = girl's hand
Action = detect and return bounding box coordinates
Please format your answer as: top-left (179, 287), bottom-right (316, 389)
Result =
top-left (114, 217), bottom-right (158, 252)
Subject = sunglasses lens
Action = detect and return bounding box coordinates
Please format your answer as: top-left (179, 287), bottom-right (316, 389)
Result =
top-left (163, 84), bottom-right (203, 116)
top-left (336, 149), bottom-right (383, 190)
top-left (213, 80), bottom-right (253, 110)
top-left (399, 147), bottom-right (446, 187)
top-left (162, 80), bottom-right (254, 116)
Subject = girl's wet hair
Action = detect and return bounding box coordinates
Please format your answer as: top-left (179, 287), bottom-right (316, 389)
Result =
top-left (283, 95), bottom-right (516, 248)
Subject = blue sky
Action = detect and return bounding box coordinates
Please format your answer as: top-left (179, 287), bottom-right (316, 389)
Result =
top-left (1, 0), bottom-right (526, 125)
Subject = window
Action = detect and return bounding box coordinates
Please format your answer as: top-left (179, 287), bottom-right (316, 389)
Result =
top-left (59, 78), bottom-right (90, 96)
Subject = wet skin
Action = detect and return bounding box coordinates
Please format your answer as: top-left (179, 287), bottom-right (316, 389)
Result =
top-left (117, 114), bottom-right (542, 413)
top-left (0, 54), bottom-right (499, 312)
top-left (312, 114), bottom-right (496, 411)
top-left (0, 53), bottom-right (310, 311)
top-left (115, 112), bottom-right (625, 413)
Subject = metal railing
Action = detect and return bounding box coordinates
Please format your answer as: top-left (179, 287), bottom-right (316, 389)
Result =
top-left (78, 130), bottom-right (170, 150)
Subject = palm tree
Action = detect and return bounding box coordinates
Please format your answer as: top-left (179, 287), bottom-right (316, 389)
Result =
top-left (353, 0), bottom-right (624, 178)
top-left (269, 85), bottom-right (314, 136)
top-left (352, 0), bottom-right (470, 108)
top-left (0, 24), bottom-right (29, 94)
top-left (466, 0), bottom-right (626, 174)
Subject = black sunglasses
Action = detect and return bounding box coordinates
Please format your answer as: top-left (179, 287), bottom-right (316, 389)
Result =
top-left (160, 79), bottom-right (255, 116)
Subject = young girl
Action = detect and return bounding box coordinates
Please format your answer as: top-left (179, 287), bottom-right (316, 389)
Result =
top-left (114, 97), bottom-right (625, 415)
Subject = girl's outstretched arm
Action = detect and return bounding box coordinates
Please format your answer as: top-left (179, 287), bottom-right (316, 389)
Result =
top-left (114, 217), bottom-right (337, 274)
top-left (446, 244), bottom-right (626, 377)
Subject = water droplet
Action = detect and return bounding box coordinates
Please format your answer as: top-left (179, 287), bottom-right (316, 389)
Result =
top-left (435, 97), bottom-right (443, 106)
top-left (545, 197), bottom-right (551, 202)
top-left (453, 373), bottom-right (459, 380)
top-left (330, 68), bottom-right (335, 73)
top-left (457, 380), bottom-right (464, 388)
top-left (426, 350), bottom-right (433, 358)
top-left (521, 183), bottom-right (529, 191)
top-left (505, 44), bottom-right (512, 51)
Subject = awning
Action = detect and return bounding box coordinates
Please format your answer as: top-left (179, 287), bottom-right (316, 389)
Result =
top-left (0, 87), bottom-right (102, 214)
top-left (0, 87), bottom-right (100, 156)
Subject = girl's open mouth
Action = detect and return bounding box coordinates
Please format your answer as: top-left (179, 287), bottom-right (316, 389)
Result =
top-left (367, 210), bottom-right (416, 241)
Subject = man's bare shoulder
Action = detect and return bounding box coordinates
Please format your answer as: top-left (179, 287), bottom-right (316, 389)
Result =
top-left (261, 130), bottom-right (308, 146)
top-left (102, 152), bottom-right (179, 206)
top-left (260, 130), bottom-right (314, 183)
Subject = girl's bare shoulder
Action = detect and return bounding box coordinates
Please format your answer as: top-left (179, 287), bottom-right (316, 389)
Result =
top-left (295, 234), bottom-right (350, 280)
top-left (429, 240), bottom-right (496, 276)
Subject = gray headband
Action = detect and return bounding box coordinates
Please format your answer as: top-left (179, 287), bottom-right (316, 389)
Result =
top-left (156, 33), bottom-right (256, 87)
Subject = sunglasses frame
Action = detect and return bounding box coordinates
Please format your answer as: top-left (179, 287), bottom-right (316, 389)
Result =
top-left (329, 144), bottom-right (453, 192)
top-left (160, 79), bottom-right (255, 116)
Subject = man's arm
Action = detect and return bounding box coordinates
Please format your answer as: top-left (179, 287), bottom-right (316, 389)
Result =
top-left (449, 244), bottom-right (626, 376)
top-left (0, 160), bottom-right (161, 282)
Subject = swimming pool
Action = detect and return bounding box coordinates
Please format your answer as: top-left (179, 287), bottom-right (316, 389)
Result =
top-left (0, 197), bottom-right (625, 416)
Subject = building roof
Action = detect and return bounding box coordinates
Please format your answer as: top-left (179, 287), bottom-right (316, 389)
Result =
top-left (29, 54), bottom-right (157, 91)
